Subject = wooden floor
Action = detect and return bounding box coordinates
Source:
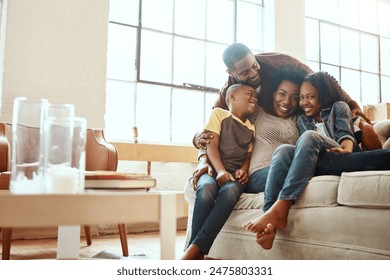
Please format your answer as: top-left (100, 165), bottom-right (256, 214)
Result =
top-left (1, 230), bottom-right (187, 260)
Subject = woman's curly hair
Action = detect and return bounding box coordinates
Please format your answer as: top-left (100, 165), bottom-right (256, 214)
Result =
top-left (303, 71), bottom-right (343, 108)
top-left (270, 64), bottom-right (309, 93)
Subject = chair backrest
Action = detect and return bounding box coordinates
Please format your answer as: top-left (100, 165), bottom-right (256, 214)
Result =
top-left (0, 123), bottom-right (118, 189)
top-left (85, 129), bottom-right (118, 171)
top-left (0, 123), bottom-right (12, 173)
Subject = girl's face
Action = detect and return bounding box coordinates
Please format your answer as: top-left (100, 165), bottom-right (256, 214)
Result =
top-left (299, 81), bottom-right (322, 122)
top-left (273, 80), bottom-right (300, 118)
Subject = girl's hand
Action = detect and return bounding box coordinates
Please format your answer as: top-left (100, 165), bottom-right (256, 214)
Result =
top-left (216, 170), bottom-right (235, 186)
top-left (235, 169), bottom-right (249, 185)
top-left (326, 147), bottom-right (352, 154)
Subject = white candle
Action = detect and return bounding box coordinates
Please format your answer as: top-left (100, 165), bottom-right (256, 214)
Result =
top-left (47, 165), bottom-right (79, 194)
top-left (10, 172), bottom-right (44, 194)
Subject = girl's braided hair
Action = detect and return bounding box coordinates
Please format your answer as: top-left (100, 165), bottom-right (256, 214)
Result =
top-left (303, 71), bottom-right (343, 108)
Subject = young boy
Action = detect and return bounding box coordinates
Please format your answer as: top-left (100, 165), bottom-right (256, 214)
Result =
top-left (181, 84), bottom-right (257, 260)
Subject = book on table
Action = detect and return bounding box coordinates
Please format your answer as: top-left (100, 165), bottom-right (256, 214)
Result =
top-left (84, 171), bottom-right (156, 190)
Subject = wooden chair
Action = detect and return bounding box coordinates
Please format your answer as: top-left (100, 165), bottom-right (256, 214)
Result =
top-left (0, 123), bottom-right (128, 259)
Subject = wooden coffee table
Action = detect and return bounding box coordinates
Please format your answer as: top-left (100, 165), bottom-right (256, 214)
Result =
top-left (0, 190), bottom-right (178, 259)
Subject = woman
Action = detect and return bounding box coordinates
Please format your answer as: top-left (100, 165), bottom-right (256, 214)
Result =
top-left (183, 66), bottom-right (307, 259)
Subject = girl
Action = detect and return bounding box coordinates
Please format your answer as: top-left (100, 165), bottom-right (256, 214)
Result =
top-left (243, 72), bottom-right (390, 250)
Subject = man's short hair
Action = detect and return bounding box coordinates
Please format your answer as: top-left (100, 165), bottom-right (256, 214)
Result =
top-left (223, 43), bottom-right (252, 70)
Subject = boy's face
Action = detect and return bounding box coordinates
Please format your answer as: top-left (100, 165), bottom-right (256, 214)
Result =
top-left (228, 53), bottom-right (261, 88)
top-left (232, 86), bottom-right (257, 116)
top-left (273, 80), bottom-right (300, 118)
top-left (299, 81), bottom-right (322, 121)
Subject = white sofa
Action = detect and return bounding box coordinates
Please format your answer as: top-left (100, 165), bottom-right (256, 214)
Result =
top-left (184, 170), bottom-right (390, 259)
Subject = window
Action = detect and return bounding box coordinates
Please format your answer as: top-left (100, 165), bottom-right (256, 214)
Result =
top-left (106, 0), bottom-right (266, 144)
top-left (305, 0), bottom-right (390, 107)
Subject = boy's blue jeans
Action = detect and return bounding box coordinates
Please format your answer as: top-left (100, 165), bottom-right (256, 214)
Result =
top-left (189, 173), bottom-right (243, 255)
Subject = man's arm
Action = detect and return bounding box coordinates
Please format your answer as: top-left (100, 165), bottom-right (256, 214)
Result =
top-left (192, 131), bottom-right (214, 150)
top-left (339, 89), bottom-right (371, 123)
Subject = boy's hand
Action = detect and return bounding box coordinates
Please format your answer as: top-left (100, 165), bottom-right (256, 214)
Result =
top-left (235, 169), bottom-right (249, 185)
top-left (216, 170), bottom-right (235, 186)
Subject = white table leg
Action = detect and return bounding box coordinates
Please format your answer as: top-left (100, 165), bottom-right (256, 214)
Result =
top-left (159, 193), bottom-right (177, 260)
top-left (57, 225), bottom-right (80, 259)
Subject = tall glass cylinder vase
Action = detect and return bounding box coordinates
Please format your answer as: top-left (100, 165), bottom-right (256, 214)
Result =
top-left (10, 97), bottom-right (48, 194)
top-left (71, 117), bottom-right (87, 193)
top-left (41, 103), bottom-right (78, 194)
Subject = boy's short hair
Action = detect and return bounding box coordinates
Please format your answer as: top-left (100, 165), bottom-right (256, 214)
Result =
top-left (225, 84), bottom-right (243, 106)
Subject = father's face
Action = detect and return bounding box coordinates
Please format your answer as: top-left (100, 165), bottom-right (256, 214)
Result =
top-left (228, 53), bottom-right (261, 88)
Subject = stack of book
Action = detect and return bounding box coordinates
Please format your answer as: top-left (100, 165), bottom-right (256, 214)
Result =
top-left (84, 171), bottom-right (156, 191)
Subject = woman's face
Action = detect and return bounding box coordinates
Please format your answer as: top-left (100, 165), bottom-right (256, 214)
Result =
top-left (299, 81), bottom-right (322, 122)
top-left (273, 80), bottom-right (300, 118)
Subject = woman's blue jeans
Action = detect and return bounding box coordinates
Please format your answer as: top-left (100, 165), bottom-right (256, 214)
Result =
top-left (245, 166), bottom-right (270, 193)
top-left (263, 130), bottom-right (339, 212)
top-left (189, 173), bottom-right (244, 255)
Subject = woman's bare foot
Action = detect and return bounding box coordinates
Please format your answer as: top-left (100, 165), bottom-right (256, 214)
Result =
top-left (256, 223), bottom-right (276, 250)
top-left (242, 200), bottom-right (293, 233)
top-left (181, 244), bottom-right (205, 260)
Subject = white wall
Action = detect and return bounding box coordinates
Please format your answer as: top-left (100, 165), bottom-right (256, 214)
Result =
top-left (274, 0), bottom-right (306, 62)
top-left (0, 0), bottom-right (307, 126)
top-left (0, 0), bottom-right (109, 128)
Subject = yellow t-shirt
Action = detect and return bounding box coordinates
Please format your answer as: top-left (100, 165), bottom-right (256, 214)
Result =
top-left (205, 108), bottom-right (255, 173)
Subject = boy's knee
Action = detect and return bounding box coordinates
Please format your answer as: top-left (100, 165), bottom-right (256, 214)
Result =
top-left (223, 182), bottom-right (243, 199)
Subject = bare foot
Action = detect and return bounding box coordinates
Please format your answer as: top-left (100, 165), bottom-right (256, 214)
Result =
top-left (242, 200), bottom-right (293, 233)
top-left (181, 244), bottom-right (205, 260)
top-left (256, 223), bottom-right (276, 250)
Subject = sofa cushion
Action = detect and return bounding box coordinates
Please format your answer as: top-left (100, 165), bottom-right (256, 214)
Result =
top-left (338, 171), bottom-right (390, 208)
top-left (294, 175), bottom-right (340, 208)
top-left (234, 193), bottom-right (263, 209)
top-left (235, 175), bottom-right (340, 210)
